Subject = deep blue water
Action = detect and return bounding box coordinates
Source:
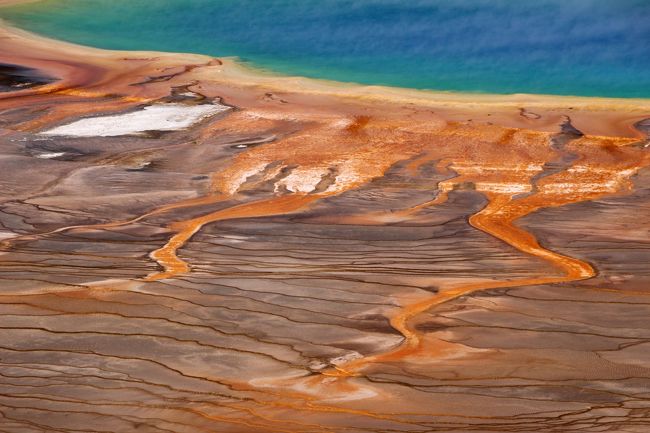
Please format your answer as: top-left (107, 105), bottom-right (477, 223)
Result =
top-left (1, 0), bottom-right (649, 97)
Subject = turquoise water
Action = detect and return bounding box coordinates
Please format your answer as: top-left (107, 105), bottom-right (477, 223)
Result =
top-left (1, 0), bottom-right (649, 98)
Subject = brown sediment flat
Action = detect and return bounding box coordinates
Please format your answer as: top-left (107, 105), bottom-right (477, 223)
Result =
top-left (1, 18), bottom-right (650, 433)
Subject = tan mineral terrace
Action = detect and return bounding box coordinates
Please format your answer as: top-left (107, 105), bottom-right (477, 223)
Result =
top-left (1, 10), bottom-right (650, 433)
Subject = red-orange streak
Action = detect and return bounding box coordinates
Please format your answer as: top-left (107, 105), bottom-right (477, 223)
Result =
top-left (328, 189), bottom-right (597, 376)
top-left (145, 194), bottom-right (324, 281)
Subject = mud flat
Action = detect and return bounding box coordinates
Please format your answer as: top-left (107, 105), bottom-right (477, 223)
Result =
top-left (1, 18), bottom-right (650, 433)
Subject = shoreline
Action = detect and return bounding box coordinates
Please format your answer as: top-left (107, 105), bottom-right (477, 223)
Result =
top-left (1, 13), bottom-right (649, 113)
top-left (0, 19), bottom-right (648, 139)
top-left (2, 1), bottom-right (650, 107)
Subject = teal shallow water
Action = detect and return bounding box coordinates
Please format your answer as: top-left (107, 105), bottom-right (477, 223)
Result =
top-left (1, 0), bottom-right (649, 98)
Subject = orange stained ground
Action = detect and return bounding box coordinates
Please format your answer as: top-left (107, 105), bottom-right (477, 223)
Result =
top-left (2, 39), bottom-right (650, 429)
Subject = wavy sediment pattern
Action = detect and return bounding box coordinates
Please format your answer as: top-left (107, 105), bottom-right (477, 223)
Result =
top-left (1, 24), bottom-right (650, 433)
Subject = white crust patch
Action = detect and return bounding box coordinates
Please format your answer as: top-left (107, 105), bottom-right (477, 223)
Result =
top-left (41, 103), bottom-right (230, 137)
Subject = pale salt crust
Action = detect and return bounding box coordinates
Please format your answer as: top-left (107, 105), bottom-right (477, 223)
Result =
top-left (438, 180), bottom-right (532, 194)
top-left (41, 103), bottom-right (230, 137)
top-left (326, 169), bottom-right (358, 193)
top-left (225, 161), bottom-right (269, 195)
top-left (35, 152), bottom-right (66, 159)
top-left (475, 182), bottom-right (532, 193)
top-left (450, 163), bottom-right (544, 173)
top-left (274, 167), bottom-right (328, 193)
top-left (0, 231), bottom-right (17, 240)
top-left (543, 168), bottom-right (638, 194)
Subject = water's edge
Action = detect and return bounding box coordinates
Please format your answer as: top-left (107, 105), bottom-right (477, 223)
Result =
top-left (2, 0), bottom-right (650, 100)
